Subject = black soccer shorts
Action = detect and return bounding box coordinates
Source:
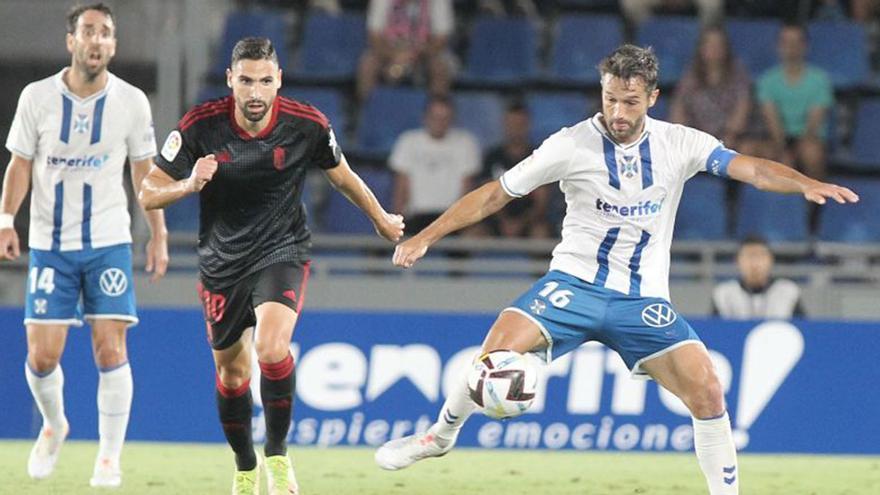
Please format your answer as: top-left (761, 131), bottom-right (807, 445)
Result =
top-left (196, 261), bottom-right (311, 350)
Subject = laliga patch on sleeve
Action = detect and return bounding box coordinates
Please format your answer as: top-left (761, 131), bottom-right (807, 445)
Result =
top-left (161, 130), bottom-right (182, 162)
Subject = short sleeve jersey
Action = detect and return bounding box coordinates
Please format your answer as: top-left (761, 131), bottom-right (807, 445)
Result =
top-left (5, 70), bottom-right (156, 251)
top-left (500, 114), bottom-right (737, 300)
top-left (155, 95), bottom-right (341, 288)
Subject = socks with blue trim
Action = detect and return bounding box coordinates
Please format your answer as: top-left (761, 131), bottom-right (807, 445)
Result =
top-left (96, 363), bottom-right (133, 465)
top-left (693, 411), bottom-right (739, 494)
top-left (25, 363), bottom-right (67, 432)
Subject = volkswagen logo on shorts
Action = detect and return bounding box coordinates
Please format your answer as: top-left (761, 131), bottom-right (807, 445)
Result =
top-left (99, 268), bottom-right (128, 297)
top-left (641, 303), bottom-right (677, 328)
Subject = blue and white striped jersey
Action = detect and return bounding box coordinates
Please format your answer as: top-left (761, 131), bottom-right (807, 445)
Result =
top-left (500, 114), bottom-right (736, 301)
top-left (5, 69), bottom-right (156, 251)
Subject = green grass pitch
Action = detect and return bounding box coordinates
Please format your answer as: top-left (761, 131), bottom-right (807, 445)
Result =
top-left (0, 441), bottom-right (877, 494)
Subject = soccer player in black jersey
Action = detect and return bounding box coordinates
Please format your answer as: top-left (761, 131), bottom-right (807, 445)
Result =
top-left (138, 37), bottom-right (404, 495)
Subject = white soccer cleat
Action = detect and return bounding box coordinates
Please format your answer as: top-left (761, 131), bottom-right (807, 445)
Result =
top-left (89, 457), bottom-right (122, 488)
top-left (27, 420), bottom-right (69, 480)
top-left (265, 454), bottom-right (299, 495)
top-left (374, 428), bottom-right (455, 471)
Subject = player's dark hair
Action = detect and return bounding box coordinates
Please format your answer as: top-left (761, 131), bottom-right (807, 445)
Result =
top-left (231, 37), bottom-right (278, 66)
top-left (598, 44), bottom-right (660, 93)
top-left (506, 100), bottom-right (529, 115)
top-left (66, 2), bottom-right (114, 35)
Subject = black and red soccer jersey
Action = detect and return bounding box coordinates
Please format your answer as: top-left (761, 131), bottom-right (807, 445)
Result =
top-left (155, 95), bottom-right (341, 288)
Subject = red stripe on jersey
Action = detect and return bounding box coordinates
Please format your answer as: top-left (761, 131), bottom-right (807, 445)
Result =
top-left (278, 106), bottom-right (329, 129)
top-left (179, 98), bottom-right (230, 131)
top-left (278, 97), bottom-right (329, 128)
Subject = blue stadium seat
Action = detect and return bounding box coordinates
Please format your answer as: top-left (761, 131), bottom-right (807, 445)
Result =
top-left (847, 98), bottom-right (880, 170)
top-left (547, 15), bottom-right (623, 85)
top-left (676, 175), bottom-right (728, 240)
top-left (215, 11), bottom-right (288, 74)
top-left (355, 86), bottom-right (426, 157)
top-left (636, 16), bottom-right (700, 85)
top-left (807, 21), bottom-right (870, 89)
top-left (453, 92), bottom-right (505, 150)
top-left (818, 178), bottom-right (880, 243)
top-left (280, 87), bottom-right (346, 141)
top-left (460, 17), bottom-right (538, 86)
top-left (164, 194), bottom-right (200, 233)
top-left (322, 167), bottom-right (394, 233)
top-left (526, 92), bottom-right (591, 145)
top-left (294, 13), bottom-right (366, 80)
top-left (735, 185), bottom-right (809, 242)
top-left (195, 85), bottom-right (229, 104)
top-left (726, 19), bottom-right (781, 77)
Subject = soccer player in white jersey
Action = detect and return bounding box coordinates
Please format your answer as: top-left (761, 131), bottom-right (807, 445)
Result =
top-left (0, 3), bottom-right (168, 488)
top-left (375, 45), bottom-right (858, 494)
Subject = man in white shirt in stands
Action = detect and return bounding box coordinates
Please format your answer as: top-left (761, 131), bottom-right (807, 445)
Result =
top-left (390, 96), bottom-right (480, 234)
top-left (375, 44), bottom-right (858, 494)
top-left (713, 235), bottom-right (804, 319)
top-left (0, 3), bottom-right (168, 488)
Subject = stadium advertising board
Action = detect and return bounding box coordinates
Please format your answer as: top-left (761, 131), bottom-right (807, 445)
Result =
top-left (0, 309), bottom-right (875, 454)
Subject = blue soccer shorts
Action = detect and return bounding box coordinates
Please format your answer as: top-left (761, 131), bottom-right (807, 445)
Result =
top-left (24, 243), bottom-right (138, 328)
top-left (504, 270), bottom-right (701, 379)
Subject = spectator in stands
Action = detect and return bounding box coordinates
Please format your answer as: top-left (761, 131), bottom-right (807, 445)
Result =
top-left (357, 0), bottom-right (454, 101)
top-left (390, 96), bottom-right (481, 234)
top-left (468, 102), bottom-right (550, 238)
top-left (756, 23), bottom-right (833, 180)
top-left (712, 236), bottom-right (805, 319)
top-left (619, 0), bottom-right (723, 26)
top-left (669, 25), bottom-right (753, 152)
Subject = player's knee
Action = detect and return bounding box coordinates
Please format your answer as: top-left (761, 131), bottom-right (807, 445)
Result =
top-left (28, 351), bottom-right (61, 373)
top-left (93, 340), bottom-right (128, 369)
top-left (688, 374), bottom-right (725, 419)
top-left (217, 364), bottom-right (250, 390)
top-left (254, 338), bottom-right (290, 364)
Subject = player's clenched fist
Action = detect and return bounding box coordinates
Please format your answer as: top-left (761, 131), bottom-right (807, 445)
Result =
top-left (375, 211), bottom-right (405, 243)
top-left (188, 153), bottom-right (218, 192)
top-left (0, 227), bottom-right (21, 261)
top-left (392, 236), bottom-right (429, 269)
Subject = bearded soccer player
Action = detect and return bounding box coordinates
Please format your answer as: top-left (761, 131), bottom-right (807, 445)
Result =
top-left (139, 37), bottom-right (404, 495)
top-left (0, 3), bottom-right (168, 488)
top-left (374, 45), bottom-right (858, 495)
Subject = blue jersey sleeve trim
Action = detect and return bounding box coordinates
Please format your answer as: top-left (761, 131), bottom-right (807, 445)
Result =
top-left (705, 145), bottom-right (738, 178)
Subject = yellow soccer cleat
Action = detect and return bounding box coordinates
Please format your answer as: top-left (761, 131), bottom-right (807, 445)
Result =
top-left (231, 456), bottom-right (261, 495)
top-left (264, 455), bottom-right (299, 495)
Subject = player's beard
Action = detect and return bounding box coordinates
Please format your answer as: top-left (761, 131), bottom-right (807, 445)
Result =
top-left (241, 98), bottom-right (271, 122)
top-left (608, 115), bottom-right (643, 142)
top-left (74, 50), bottom-right (108, 82)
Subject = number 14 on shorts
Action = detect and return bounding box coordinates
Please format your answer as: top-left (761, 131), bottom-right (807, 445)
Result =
top-left (29, 267), bottom-right (56, 294)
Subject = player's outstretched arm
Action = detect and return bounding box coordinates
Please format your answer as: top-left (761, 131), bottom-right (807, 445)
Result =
top-left (0, 154), bottom-right (32, 260)
top-left (131, 158), bottom-right (169, 282)
top-left (726, 155), bottom-right (859, 205)
top-left (138, 154), bottom-right (217, 210)
top-left (393, 180), bottom-right (514, 269)
top-left (323, 155), bottom-right (404, 242)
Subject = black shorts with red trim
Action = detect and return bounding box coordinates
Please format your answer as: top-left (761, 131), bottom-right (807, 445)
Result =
top-left (197, 261), bottom-right (311, 350)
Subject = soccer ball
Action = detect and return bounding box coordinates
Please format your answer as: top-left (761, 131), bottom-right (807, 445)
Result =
top-left (467, 350), bottom-right (538, 419)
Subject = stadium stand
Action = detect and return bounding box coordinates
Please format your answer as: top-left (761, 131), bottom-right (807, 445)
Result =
top-left (635, 16), bottom-right (701, 85)
top-left (735, 185), bottom-right (810, 243)
top-left (292, 12), bottom-right (366, 82)
top-left (459, 16), bottom-right (539, 86)
top-left (546, 14), bottom-right (624, 85)
top-left (676, 175), bottom-right (728, 241)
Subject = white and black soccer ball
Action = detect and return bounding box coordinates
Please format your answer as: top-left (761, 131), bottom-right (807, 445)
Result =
top-left (467, 350), bottom-right (538, 420)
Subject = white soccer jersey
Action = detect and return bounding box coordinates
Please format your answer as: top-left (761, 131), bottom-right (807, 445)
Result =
top-left (501, 113), bottom-right (736, 301)
top-left (5, 69), bottom-right (156, 251)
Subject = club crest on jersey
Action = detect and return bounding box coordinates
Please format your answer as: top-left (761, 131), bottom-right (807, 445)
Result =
top-left (73, 114), bottom-right (90, 134)
top-left (619, 155), bottom-right (639, 178)
top-left (161, 130), bottom-right (182, 162)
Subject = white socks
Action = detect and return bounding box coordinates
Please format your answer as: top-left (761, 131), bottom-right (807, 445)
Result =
top-left (432, 366), bottom-right (477, 444)
top-left (693, 411), bottom-right (739, 494)
top-left (25, 363), bottom-right (67, 431)
top-left (96, 363), bottom-right (133, 465)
